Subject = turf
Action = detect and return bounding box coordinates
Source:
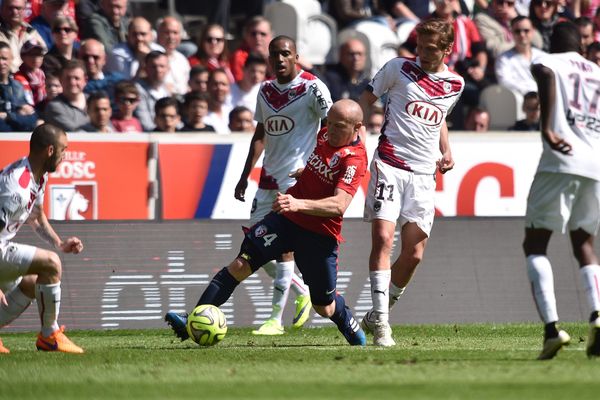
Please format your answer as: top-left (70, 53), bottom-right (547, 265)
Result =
top-left (1, 323), bottom-right (600, 399)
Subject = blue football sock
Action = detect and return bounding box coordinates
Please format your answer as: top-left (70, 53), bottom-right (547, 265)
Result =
top-left (330, 294), bottom-right (364, 345)
top-left (197, 267), bottom-right (239, 307)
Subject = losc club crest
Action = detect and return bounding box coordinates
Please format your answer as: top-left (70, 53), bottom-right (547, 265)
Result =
top-left (254, 224), bottom-right (268, 238)
top-left (329, 152), bottom-right (341, 168)
top-left (50, 182), bottom-right (97, 220)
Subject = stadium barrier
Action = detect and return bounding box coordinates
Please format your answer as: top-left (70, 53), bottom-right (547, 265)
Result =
top-left (1, 131), bottom-right (542, 220)
top-left (4, 218), bottom-right (594, 332)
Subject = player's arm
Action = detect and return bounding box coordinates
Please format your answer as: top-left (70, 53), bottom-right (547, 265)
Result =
top-left (531, 63), bottom-right (573, 154)
top-left (273, 188), bottom-right (354, 217)
top-left (437, 120), bottom-right (454, 174)
top-left (359, 89), bottom-right (378, 142)
top-left (234, 123), bottom-right (266, 201)
top-left (27, 204), bottom-right (83, 254)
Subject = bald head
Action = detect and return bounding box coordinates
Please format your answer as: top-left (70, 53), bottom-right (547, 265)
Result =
top-left (330, 99), bottom-right (364, 124)
top-left (327, 99), bottom-right (364, 146)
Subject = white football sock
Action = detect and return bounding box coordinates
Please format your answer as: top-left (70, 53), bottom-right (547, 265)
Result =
top-left (35, 282), bottom-right (61, 337)
top-left (270, 261), bottom-right (294, 323)
top-left (262, 260), bottom-right (277, 279)
top-left (526, 255), bottom-right (558, 323)
top-left (0, 285), bottom-right (33, 328)
top-left (290, 272), bottom-right (309, 296)
top-left (389, 282), bottom-right (406, 310)
top-left (370, 270), bottom-right (391, 323)
top-left (579, 264), bottom-right (600, 315)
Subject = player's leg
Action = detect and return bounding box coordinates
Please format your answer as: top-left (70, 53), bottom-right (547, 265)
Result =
top-left (568, 177), bottom-right (600, 357)
top-left (294, 233), bottom-right (365, 346)
top-left (26, 248), bottom-right (83, 353)
top-left (0, 275), bottom-right (35, 329)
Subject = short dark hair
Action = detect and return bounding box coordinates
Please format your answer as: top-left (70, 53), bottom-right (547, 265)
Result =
top-left (523, 91), bottom-right (539, 102)
top-left (0, 42), bottom-right (10, 52)
top-left (114, 80), bottom-right (139, 98)
top-left (61, 59), bottom-right (85, 74)
top-left (189, 65), bottom-right (208, 79)
top-left (87, 90), bottom-right (110, 106)
top-left (154, 96), bottom-right (180, 115)
top-left (510, 15), bottom-right (530, 28)
top-left (244, 52), bottom-right (267, 69)
top-left (229, 106), bottom-right (252, 124)
top-left (574, 16), bottom-right (593, 28)
top-left (588, 41), bottom-right (600, 53)
top-left (30, 123), bottom-right (65, 153)
top-left (184, 91), bottom-right (209, 108)
top-left (145, 50), bottom-right (167, 64)
top-left (550, 21), bottom-right (581, 54)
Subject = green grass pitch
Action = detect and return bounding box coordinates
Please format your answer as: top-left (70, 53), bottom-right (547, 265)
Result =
top-left (1, 323), bottom-right (600, 399)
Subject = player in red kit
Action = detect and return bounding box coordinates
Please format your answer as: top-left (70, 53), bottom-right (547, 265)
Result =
top-left (165, 99), bottom-right (368, 346)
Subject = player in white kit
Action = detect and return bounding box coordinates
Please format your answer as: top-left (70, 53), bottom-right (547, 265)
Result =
top-left (359, 19), bottom-right (464, 346)
top-left (0, 123), bottom-right (84, 354)
top-left (523, 22), bottom-right (600, 360)
top-left (234, 36), bottom-right (333, 335)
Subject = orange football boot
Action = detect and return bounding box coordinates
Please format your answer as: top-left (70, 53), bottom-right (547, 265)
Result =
top-left (0, 338), bottom-right (9, 353)
top-left (36, 326), bottom-right (84, 354)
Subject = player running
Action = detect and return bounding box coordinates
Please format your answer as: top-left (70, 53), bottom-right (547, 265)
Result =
top-left (523, 22), bottom-right (600, 360)
top-left (230, 35), bottom-right (332, 335)
top-left (359, 18), bottom-right (464, 346)
top-left (165, 99), bottom-right (368, 346)
top-left (0, 123), bottom-right (84, 354)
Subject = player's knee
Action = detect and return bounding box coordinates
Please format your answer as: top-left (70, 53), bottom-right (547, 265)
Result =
top-left (227, 258), bottom-right (252, 281)
top-left (39, 252), bottom-right (62, 281)
top-left (313, 303), bottom-right (334, 318)
top-left (372, 230), bottom-right (394, 252)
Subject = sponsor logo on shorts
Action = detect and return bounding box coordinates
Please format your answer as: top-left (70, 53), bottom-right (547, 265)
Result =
top-left (254, 224), bottom-right (268, 238)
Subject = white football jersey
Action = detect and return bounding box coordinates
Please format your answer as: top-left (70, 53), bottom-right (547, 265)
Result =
top-left (532, 52), bottom-right (600, 181)
top-left (255, 70), bottom-right (332, 190)
top-left (0, 157), bottom-right (46, 246)
top-left (369, 57), bottom-right (464, 174)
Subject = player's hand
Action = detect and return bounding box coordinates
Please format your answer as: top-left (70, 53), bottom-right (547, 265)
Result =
top-left (0, 289), bottom-right (7, 307)
top-left (437, 152), bottom-right (454, 174)
top-left (545, 132), bottom-right (572, 155)
top-left (273, 192), bottom-right (298, 213)
top-left (60, 237), bottom-right (83, 254)
top-left (234, 178), bottom-right (248, 201)
top-left (289, 168), bottom-right (304, 179)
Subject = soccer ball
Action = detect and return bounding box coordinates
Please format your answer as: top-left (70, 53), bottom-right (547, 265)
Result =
top-left (186, 304), bottom-right (227, 346)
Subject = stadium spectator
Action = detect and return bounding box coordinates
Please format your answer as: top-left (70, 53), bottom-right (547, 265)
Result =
top-left (180, 91), bottom-right (214, 132)
top-left (81, 90), bottom-right (114, 132)
top-left (134, 51), bottom-right (171, 131)
top-left (188, 23), bottom-right (234, 83)
top-left (233, 36), bottom-right (332, 336)
top-left (111, 80), bottom-right (142, 133)
top-left (153, 96), bottom-right (180, 133)
top-left (595, 8), bottom-right (600, 41)
top-left (474, 0), bottom-right (525, 58)
top-left (157, 16), bottom-right (190, 96)
top-left (523, 22), bottom-right (600, 360)
top-left (29, 0), bottom-right (69, 49)
top-left (0, 42), bottom-right (38, 131)
top-left (587, 41), bottom-right (600, 65)
top-left (228, 105), bottom-right (254, 133)
top-left (366, 106), bottom-right (384, 134)
top-left (165, 99), bottom-right (368, 347)
top-left (80, 0), bottom-right (128, 52)
top-left (230, 16), bottom-right (272, 82)
top-left (464, 107), bottom-right (490, 131)
top-left (359, 19), bottom-right (463, 346)
top-left (530, 0), bottom-right (566, 52)
top-left (14, 39), bottom-right (47, 106)
top-left (323, 38), bottom-right (370, 102)
top-left (43, 60), bottom-right (90, 131)
top-left (495, 16), bottom-right (545, 100)
top-left (0, 123), bottom-right (84, 354)
top-left (203, 68), bottom-right (232, 134)
top-left (188, 65), bottom-right (209, 94)
top-left (575, 16), bottom-right (595, 53)
top-left (42, 15), bottom-right (79, 75)
top-left (36, 71), bottom-right (60, 112)
top-left (80, 38), bottom-right (125, 103)
top-left (381, 0), bottom-right (430, 20)
top-left (0, 0), bottom-right (46, 72)
top-left (509, 91), bottom-right (540, 131)
top-left (106, 17), bottom-right (164, 80)
top-left (328, 0), bottom-right (394, 30)
top-left (230, 53), bottom-right (266, 114)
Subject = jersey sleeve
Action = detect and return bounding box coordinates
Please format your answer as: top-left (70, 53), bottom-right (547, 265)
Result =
top-left (254, 83), bottom-right (266, 124)
top-left (309, 78), bottom-right (333, 120)
top-left (368, 58), bottom-right (400, 98)
top-left (334, 147), bottom-right (368, 197)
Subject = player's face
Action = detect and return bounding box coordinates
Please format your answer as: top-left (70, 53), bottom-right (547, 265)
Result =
top-left (327, 109), bottom-right (357, 147)
top-left (269, 39), bottom-right (298, 83)
top-left (45, 134), bottom-right (68, 173)
top-left (416, 33), bottom-right (451, 73)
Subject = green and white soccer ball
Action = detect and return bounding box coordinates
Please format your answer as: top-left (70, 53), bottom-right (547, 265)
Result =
top-left (186, 304), bottom-right (227, 346)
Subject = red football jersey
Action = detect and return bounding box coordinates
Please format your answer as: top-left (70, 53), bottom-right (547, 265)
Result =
top-left (284, 128), bottom-right (367, 242)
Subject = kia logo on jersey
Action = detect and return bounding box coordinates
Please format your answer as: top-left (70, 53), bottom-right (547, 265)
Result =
top-left (264, 115), bottom-right (295, 136)
top-left (405, 101), bottom-right (443, 127)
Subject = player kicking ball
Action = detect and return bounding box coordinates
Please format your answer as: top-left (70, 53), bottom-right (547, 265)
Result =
top-left (166, 99), bottom-right (368, 346)
top-left (0, 123), bottom-right (84, 354)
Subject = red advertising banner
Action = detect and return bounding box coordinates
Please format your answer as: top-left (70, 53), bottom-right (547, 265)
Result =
top-left (0, 138), bottom-right (149, 220)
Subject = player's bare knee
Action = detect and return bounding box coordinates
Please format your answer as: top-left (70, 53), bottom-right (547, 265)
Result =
top-left (40, 252), bottom-right (62, 281)
top-left (228, 258), bottom-right (252, 281)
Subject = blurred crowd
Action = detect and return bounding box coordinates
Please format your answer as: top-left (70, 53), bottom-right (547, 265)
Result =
top-left (0, 0), bottom-right (598, 133)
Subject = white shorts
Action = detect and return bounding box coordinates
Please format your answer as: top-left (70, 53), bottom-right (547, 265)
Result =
top-left (525, 172), bottom-right (600, 235)
top-left (0, 242), bottom-right (36, 293)
top-left (364, 158), bottom-right (436, 236)
top-left (249, 189), bottom-right (278, 226)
